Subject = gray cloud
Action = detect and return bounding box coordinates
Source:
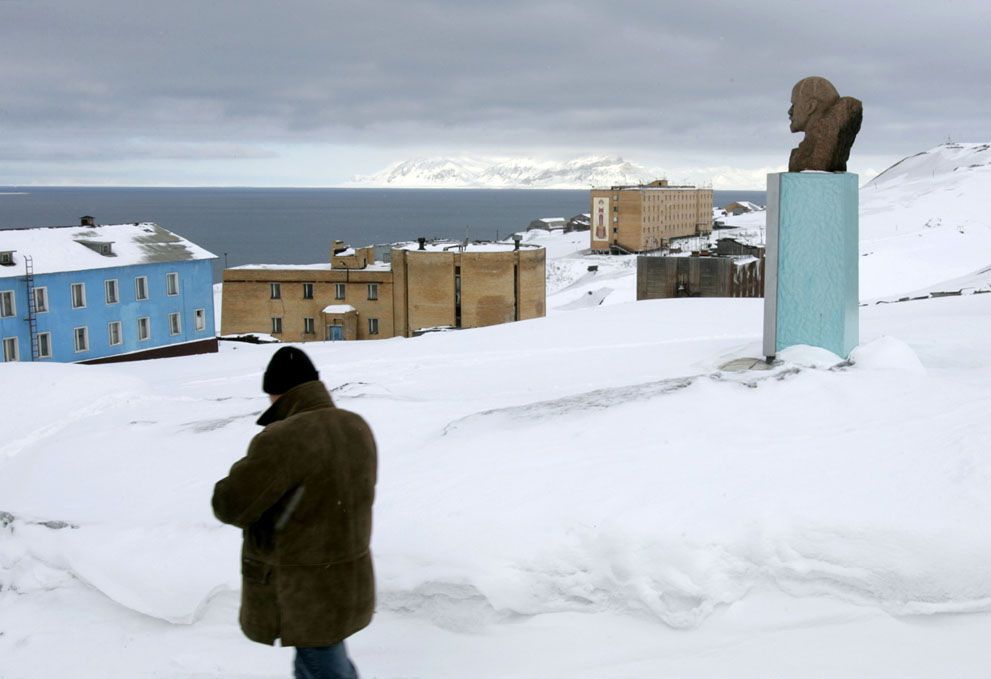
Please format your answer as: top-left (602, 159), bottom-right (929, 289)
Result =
top-left (1, 0), bottom-right (989, 185)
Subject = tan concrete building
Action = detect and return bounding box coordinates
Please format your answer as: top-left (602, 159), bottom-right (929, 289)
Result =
top-left (222, 239), bottom-right (545, 341)
top-left (590, 180), bottom-right (714, 253)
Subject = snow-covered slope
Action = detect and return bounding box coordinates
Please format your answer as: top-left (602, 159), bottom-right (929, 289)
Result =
top-left (4, 147), bottom-right (991, 678)
top-left (860, 143), bottom-right (991, 299)
top-left (350, 155), bottom-right (660, 189)
top-left (4, 267), bottom-right (991, 677)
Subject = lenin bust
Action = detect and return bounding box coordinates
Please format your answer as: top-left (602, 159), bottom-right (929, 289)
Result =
top-left (788, 76), bottom-right (862, 173)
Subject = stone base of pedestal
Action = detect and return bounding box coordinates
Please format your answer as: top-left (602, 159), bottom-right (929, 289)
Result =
top-left (763, 172), bottom-right (859, 359)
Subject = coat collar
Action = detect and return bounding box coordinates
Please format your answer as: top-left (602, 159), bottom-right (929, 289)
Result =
top-left (257, 380), bottom-right (336, 427)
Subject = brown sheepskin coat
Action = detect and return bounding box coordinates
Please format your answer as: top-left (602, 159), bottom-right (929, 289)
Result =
top-left (212, 380), bottom-right (377, 647)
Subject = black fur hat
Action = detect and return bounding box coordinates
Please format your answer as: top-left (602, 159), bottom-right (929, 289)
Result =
top-left (262, 347), bottom-right (319, 395)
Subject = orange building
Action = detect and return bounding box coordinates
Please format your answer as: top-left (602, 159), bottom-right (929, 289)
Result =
top-left (590, 180), bottom-right (713, 253)
top-left (221, 239), bottom-right (545, 341)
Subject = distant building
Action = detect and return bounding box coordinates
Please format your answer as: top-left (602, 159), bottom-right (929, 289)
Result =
top-left (591, 180), bottom-right (714, 253)
top-left (0, 218), bottom-right (218, 363)
top-left (221, 238), bottom-right (545, 341)
top-left (637, 243), bottom-right (765, 300)
top-left (527, 217), bottom-right (566, 231)
top-left (565, 213), bottom-right (590, 232)
top-left (722, 201), bottom-right (762, 216)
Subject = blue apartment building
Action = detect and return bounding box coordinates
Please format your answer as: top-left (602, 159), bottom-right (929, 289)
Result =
top-left (1, 219), bottom-right (217, 363)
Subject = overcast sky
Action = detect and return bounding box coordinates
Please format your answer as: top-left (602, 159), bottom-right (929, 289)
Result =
top-left (1, 0), bottom-right (988, 189)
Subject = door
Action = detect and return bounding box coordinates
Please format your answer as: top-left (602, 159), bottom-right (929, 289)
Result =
top-left (328, 325), bottom-right (343, 341)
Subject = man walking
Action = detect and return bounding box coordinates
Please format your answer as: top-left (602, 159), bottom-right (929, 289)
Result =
top-left (213, 346), bottom-right (377, 678)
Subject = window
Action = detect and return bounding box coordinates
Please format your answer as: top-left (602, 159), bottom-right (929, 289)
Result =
top-left (335, 283), bottom-right (345, 300)
top-left (73, 327), bottom-right (89, 353)
top-left (304, 317), bottom-right (315, 334)
top-left (271, 317), bottom-right (283, 334)
top-left (270, 283), bottom-right (281, 299)
top-left (33, 287), bottom-right (49, 313)
top-left (368, 318), bottom-right (379, 335)
top-left (367, 283), bottom-right (378, 301)
top-left (105, 279), bottom-right (119, 304)
top-left (166, 272), bottom-right (179, 296)
top-left (108, 321), bottom-right (122, 346)
top-left (137, 317), bottom-right (150, 341)
top-left (1, 290), bottom-right (15, 317)
top-left (38, 332), bottom-right (52, 359)
top-left (71, 283), bottom-right (86, 309)
top-left (169, 312), bottom-right (182, 335)
top-left (135, 276), bottom-right (149, 300)
top-left (2, 337), bottom-right (17, 362)
top-left (194, 308), bottom-right (206, 332)
top-left (0, 252), bottom-right (12, 266)
top-left (302, 283), bottom-right (313, 299)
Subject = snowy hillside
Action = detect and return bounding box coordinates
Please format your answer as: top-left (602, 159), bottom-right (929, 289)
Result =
top-left (860, 142), bottom-right (991, 299)
top-left (349, 155), bottom-right (660, 189)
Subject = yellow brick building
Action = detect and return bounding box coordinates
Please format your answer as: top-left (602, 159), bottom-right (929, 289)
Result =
top-left (590, 180), bottom-right (714, 253)
top-left (221, 240), bottom-right (545, 341)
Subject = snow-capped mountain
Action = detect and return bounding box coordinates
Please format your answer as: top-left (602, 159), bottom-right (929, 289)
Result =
top-left (349, 155), bottom-right (662, 189)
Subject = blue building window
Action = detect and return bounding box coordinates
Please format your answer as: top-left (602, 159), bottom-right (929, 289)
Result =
top-left (38, 332), bottom-right (52, 359)
top-left (73, 327), bottom-right (89, 353)
top-left (135, 276), bottom-right (149, 301)
top-left (169, 312), bottom-right (182, 335)
top-left (166, 272), bottom-right (179, 296)
top-left (34, 287), bottom-right (49, 313)
top-left (71, 283), bottom-right (86, 309)
top-left (0, 290), bottom-right (14, 317)
top-left (137, 317), bottom-right (151, 341)
top-left (108, 321), bottom-right (122, 346)
top-left (194, 308), bottom-right (206, 332)
top-left (2, 336), bottom-right (18, 361)
top-left (105, 279), bottom-right (119, 304)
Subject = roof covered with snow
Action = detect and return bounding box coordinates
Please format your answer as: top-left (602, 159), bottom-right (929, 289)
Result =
top-left (0, 222), bottom-right (216, 278)
top-left (322, 304), bottom-right (356, 314)
top-left (231, 261), bottom-right (391, 272)
top-left (394, 240), bottom-right (543, 253)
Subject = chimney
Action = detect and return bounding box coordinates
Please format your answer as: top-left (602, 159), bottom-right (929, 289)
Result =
top-left (332, 240), bottom-right (347, 255)
top-left (512, 233), bottom-right (522, 251)
top-left (81, 216), bottom-right (95, 227)
top-left (417, 237), bottom-right (426, 251)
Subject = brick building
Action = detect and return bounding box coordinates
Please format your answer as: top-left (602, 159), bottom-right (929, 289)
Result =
top-left (221, 239), bottom-right (545, 341)
top-left (590, 180), bottom-right (714, 253)
top-left (637, 243), bottom-right (765, 300)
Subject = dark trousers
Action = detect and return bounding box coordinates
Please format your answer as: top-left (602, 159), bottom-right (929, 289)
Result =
top-left (294, 642), bottom-right (358, 679)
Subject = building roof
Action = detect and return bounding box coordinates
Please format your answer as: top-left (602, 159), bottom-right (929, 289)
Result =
top-left (0, 222), bottom-right (216, 278)
top-left (724, 201), bottom-right (763, 212)
top-left (322, 304), bottom-right (356, 314)
top-left (393, 240), bottom-right (543, 253)
top-left (230, 262), bottom-right (392, 272)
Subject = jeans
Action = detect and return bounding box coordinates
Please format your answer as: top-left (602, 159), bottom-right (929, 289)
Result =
top-left (294, 642), bottom-right (358, 679)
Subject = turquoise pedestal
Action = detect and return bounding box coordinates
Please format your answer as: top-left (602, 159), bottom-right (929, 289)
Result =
top-left (763, 172), bottom-right (859, 359)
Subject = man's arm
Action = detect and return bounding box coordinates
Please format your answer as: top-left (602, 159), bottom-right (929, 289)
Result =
top-left (212, 432), bottom-right (296, 529)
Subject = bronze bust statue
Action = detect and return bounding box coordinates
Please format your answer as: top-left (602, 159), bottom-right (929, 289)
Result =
top-left (788, 76), bottom-right (862, 173)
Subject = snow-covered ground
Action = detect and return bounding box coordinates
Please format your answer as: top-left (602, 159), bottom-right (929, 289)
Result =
top-left (3, 144), bottom-right (991, 678)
